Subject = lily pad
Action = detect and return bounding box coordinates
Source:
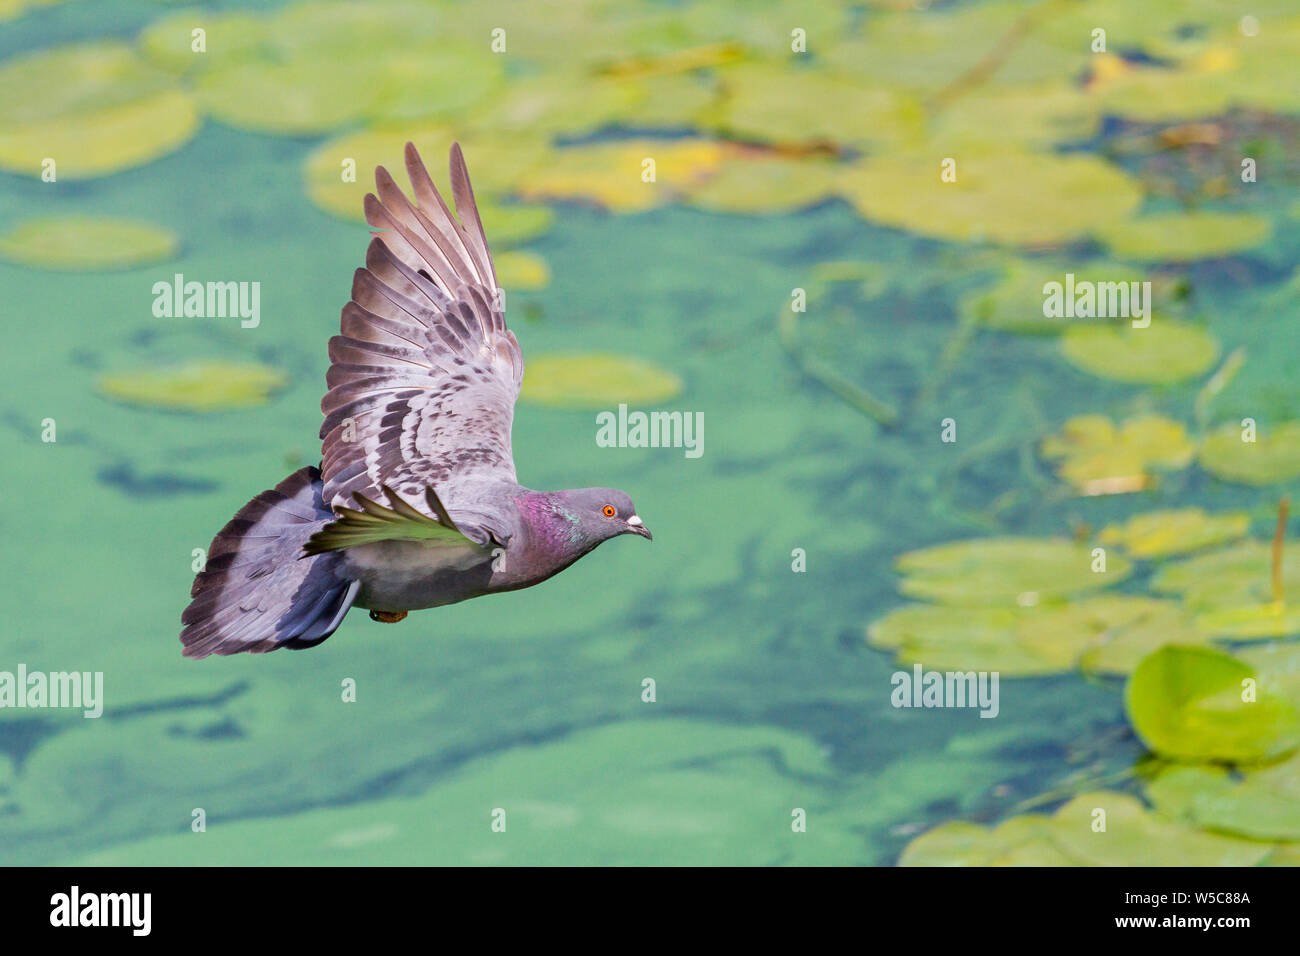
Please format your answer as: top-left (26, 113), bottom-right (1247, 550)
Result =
top-left (98, 361), bottom-right (287, 412)
top-left (495, 250), bottom-right (550, 291)
top-left (1153, 539), bottom-right (1300, 638)
top-left (519, 139), bottom-right (728, 212)
top-left (472, 69), bottom-right (644, 138)
top-left (521, 354), bottom-right (683, 410)
top-left (684, 156), bottom-right (841, 214)
top-left (1040, 414), bottom-right (1195, 495)
top-left (1047, 790), bottom-right (1271, 866)
top-left (1200, 421), bottom-right (1300, 485)
top-left (1147, 759), bottom-right (1300, 841)
top-left (838, 150), bottom-right (1143, 247)
top-left (1099, 508), bottom-right (1251, 558)
top-left (0, 216), bottom-right (178, 271)
top-left (869, 595), bottom-right (1207, 677)
top-left (1060, 320), bottom-right (1218, 385)
top-left (961, 259), bottom-right (1148, 335)
top-left (902, 790), bottom-right (1269, 866)
top-left (197, 58), bottom-right (378, 135)
top-left (709, 62), bottom-right (921, 148)
top-left (304, 125), bottom-right (553, 224)
top-left (929, 82), bottom-right (1101, 151)
top-left (1095, 212), bottom-right (1272, 263)
top-left (0, 42), bottom-right (198, 178)
top-left (899, 817), bottom-right (1072, 867)
top-left (1125, 645), bottom-right (1300, 763)
top-left (892, 536), bottom-right (1130, 607)
top-left (138, 9), bottom-right (267, 74)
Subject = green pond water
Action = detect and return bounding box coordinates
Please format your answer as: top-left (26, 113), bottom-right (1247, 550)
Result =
top-left (2, 0), bottom-right (1300, 865)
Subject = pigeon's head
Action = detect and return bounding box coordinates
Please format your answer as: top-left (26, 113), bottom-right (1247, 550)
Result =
top-left (554, 488), bottom-right (652, 545)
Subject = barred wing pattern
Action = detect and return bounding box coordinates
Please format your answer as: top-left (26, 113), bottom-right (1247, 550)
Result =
top-left (319, 143), bottom-right (524, 543)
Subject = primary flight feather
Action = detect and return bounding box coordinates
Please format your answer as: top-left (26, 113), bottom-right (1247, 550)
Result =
top-left (180, 143), bottom-right (652, 660)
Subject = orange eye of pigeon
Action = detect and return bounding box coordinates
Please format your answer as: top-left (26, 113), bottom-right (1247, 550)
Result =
top-left (602, 505), bottom-right (617, 517)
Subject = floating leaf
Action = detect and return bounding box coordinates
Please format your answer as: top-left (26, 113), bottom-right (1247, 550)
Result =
top-left (1040, 414), bottom-right (1195, 495)
top-left (684, 156), bottom-right (841, 214)
top-left (961, 259), bottom-right (1146, 335)
top-left (1047, 791), bottom-right (1270, 866)
top-left (929, 82), bottom-right (1100, 150)
top-left (1092, 64), bottom-right (1235, 122)
top-left (1148, 759), bottom-right (1300, 841)
top-left (892, 537), bottom-right (1130, 607)
top-left (1099, 508), bottom-right (1250, 558)
top-left (902, 791), bottom-right (1269, 866)
top-left (495, 250), bottom-right (550, 291)
top-left (197, 58), bottom-right (378, 134)
top-left (473, 68), bottom-right (644, 138)
top-left (521, 354), bottom-right (683, 410)
top-left (899, 818), bottom-right (1071, 867)
top-left (708, 62), bottom-right (921, 148)
top-left (1153, 538), bottom-right (1300, 640)
top-left (520, 139), bottom-right (727, 212)
top-left (0, 216), bottom-right (177, 271)
top-left (1060, 320), bottom-right (1218, 385)
top-left (98, 361), bottom-right (287, 412)
top-left (304, 125), bottom-right (553, 223)
top-left (138, 10), bottom-right (267, 74)
top-left (869, 595), bottom-right (1208, 677)
top-left (838, 150), bottom-right (1142, 247)
top-left (1200, 421), bottom-right (1300, 485)
top-left (0, 42), bottom-right (198, 178)
top-left (1095, 212), bottom-right (1272, 262)
top-left (1125, 645), bottom-right (1300, 763)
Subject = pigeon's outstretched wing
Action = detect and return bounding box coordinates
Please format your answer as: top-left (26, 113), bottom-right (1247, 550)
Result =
top-left (318, 143), bottom-right (524, 546)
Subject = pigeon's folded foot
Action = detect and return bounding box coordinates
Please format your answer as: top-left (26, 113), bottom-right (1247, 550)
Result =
top-left (369, 610), bottom-right (408, 623)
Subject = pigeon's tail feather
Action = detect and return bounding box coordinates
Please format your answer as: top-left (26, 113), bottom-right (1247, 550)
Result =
top-left (180, 466), bottom-right (360, 659)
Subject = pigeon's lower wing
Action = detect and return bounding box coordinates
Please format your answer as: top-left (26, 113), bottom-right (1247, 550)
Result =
top-left (319, 143), bottom-right (524, 545)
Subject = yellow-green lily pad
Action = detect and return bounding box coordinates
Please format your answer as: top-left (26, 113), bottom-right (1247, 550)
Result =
top-left (838, 150), bottom-right (1142, 247)
top-left (684, 156), bottom-right (841, 214)
top-left (962, 259), bottom-right (1149, 335)
top-left (303, 125), bottom-right (553, 224)
top-left (1095, 212), bottom-right (1272, 263)
top-left (519, 139), bottom-right (727, 212)
top-left (521, 354), bottom-right (683, 410)
top-left (0, 42), bottom-right (198, 178)
top-left (1099, 508), bottom-right (1251, 559)
top-left (1060, 320), bottom-right (1218, 385)
top-left (1147, 758), bottom-right (1300, 841)
top-left (902, 790), bottom-right (1269, 866)
top-left (709, 62), bottom-right (922, 148)
top-left (892, 536), bottom-right (1130, 607)
top-left (196, 58), bottom-right (377, 135)
top-left (0, 216), bottom-right (178, 271)
top-left (98, 361), bottom-right (287, 412)
top-left (1200, 421), bottom-right (1300, 485)
top-left (869, 595), bottom-right (1207, 677)
top-left (1040, 414), bottom-right (1195, 495)
top-left (495, 250), bottom-right (550, 291)
top-left (138, 9), bottom-right (267, 74)
top-left (1047, 790), bottom-right (1271, 866)
top-left (1125, 645), bottom-right (1300, 763)
top-left (1154, 540), bottom-right (1300, 608)
top-left (900, 817), bottom-right (1072, 867)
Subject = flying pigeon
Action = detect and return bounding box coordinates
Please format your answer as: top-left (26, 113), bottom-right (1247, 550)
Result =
top-left (180, 143), bottom-right (652, 659)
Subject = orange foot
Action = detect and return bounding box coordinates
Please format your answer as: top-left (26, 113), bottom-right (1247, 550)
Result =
top-left (369, 610), bottom-right (408, 623)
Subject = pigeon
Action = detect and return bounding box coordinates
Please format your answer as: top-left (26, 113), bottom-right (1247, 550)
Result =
top-left (180, 143), bottom-right (652, 659)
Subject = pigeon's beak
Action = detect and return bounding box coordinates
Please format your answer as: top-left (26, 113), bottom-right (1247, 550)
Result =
top-left (626, 515), bottom-right (653, 540)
